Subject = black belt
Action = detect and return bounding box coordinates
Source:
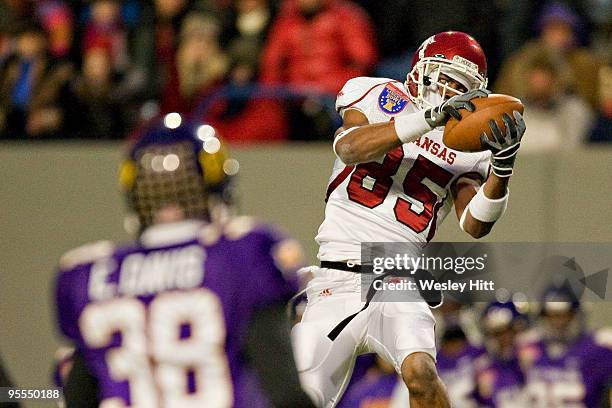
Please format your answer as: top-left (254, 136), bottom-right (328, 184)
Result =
top-left (320, 261), bottom-right (364, 273)
top-left (326, 268), bottom-right (389, 341)
top-left (320, 261), bottom-right (442, 341)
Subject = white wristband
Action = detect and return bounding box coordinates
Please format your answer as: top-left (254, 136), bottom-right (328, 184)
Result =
top-left (394, 111), bottom-right (432, 144)
top-left (466, 184), bottom-right (509, 223)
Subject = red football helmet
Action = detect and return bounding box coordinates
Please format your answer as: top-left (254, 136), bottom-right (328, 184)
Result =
top-left (406, 31), bottom-right (488, 108)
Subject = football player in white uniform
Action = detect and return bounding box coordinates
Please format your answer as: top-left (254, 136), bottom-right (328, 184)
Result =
top-left (292, 32), bottom-right (526, 408)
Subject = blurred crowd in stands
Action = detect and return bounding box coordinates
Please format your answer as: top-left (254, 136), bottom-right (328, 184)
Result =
top-left (0, 0), bottom-right (610, 147)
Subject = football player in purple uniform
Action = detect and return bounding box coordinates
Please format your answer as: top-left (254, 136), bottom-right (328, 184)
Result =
top-left (336, 356), bottom-right (399, 408)
top-left (53, 117), bottom-right (315, 408)
top-left (431, 299), bottom-right (484, 408)
top-left (473, 301), bottom-right (528, 408)
top-left (436, 322), bottom-right (484, 408)
top-left (520, 283), bottom-right (612, 408)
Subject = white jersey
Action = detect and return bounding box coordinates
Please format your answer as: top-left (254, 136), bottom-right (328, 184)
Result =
top-left (316, 77), bottom-right (491, 262)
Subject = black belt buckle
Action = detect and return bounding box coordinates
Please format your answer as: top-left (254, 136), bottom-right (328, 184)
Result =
top-left (320, 261), bottom-right (362, 273)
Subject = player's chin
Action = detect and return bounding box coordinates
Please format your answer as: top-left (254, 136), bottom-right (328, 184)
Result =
top-left (444, 91), bottom-right (461, 100)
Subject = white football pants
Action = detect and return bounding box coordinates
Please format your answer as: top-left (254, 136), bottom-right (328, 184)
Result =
top-left (291, 266), bottom-right (437, 408)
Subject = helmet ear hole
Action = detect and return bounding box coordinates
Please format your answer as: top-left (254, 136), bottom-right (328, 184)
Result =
top-left (423, 76), bottom-right (431, 86)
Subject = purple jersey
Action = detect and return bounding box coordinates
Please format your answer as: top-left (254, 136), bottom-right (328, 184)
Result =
top-left (55, 218), bottom-right (301, 408)
top-left (337, 370), bottom-right (398, 408)
top-left (473, 354), bottom-right (524, 408)
top-left (437, 344), bottom-right (485, 408)
top-left (336, 354), bottom-right (377, 408)
top-left (520, 330), bottom-right (612, 408)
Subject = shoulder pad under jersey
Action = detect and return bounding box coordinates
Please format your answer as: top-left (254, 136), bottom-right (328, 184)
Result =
top-left (336, 76), bottom-right (400, 115)
top-left (197, 223), bottom-right (224, 246)
top-left (223, 216), bottom-right (259, 240)
top-left (59, 240), bottom-right (115, 271)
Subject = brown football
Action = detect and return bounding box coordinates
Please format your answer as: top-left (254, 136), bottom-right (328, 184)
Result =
top-left (443, 94), bottom-right (524, 152)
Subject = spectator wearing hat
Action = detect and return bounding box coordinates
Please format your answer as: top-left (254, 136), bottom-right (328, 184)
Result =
top-left (510, 54), bottom-right (593, 151)
top-left (495, 2), bottom-right (603, 109)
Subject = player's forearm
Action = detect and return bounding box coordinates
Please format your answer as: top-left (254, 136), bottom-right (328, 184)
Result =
top-left (462, 212), bottom-right (494, 239)
top-left (482, 173), bottom-right (509, 199)
top-left (335, 111), bottom-right (431, 165)
top-left (334, 122), bottom-right (403, 165)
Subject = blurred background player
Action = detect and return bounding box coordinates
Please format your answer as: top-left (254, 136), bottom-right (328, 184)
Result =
top-left (292, 31), bottom-right (526, 408)
top-left (53, 117), bottom-right (314, 408)
top-left (336, 355), bottom-right (400, 408)
top-left (435, 300), bottom-right (485, 408)
top-left (473, 301), bottom-right (529, 408)
top-left (519, 282), bottom-right (612, 408)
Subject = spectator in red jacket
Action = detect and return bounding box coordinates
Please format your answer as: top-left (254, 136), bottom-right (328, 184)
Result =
top-left (259, 0), bottom-right (378, 95)
top-left (82, 0), bottom-right (129, 73)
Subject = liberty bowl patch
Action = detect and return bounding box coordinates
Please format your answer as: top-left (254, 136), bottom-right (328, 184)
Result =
top-left (378, 85), bottom-right (409, 114)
